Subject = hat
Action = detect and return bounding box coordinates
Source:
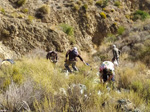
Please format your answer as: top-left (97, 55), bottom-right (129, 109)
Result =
top-left (73, 47), bottom-right (77, 51)
top-left (112, 45), bottom-right (116, 48)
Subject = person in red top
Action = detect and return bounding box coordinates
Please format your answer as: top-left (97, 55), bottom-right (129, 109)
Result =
top-left (46, 51), bottom-right (58, 63)
top-left (65, 47), bottom-right (86, 73)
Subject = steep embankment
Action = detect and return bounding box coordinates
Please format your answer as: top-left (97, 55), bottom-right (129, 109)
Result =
top-left (0, 0), bottom-right (134, 58)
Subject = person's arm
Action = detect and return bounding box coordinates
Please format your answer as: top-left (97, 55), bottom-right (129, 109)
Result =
top-left (46, 53), bottom-right (50, 60)
top-left (99, 71), bottom-right (103, 83)
top-left (65, 50), bottom-right (70, 61)
top-left (107, 74), bottom-right (113, 82)
top-left (55, 53), bottom-right (58, 61)
top-left (78, 55), bottom-right (87, 64)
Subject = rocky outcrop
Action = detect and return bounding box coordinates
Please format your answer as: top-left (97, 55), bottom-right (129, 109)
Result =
top-left (0, 0), bottom-right (138, 58)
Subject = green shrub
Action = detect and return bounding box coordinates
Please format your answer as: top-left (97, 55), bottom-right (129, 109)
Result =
top-left (17, 0), bottom-right (26, 7)
top-left (100, 12), bottom-right (106, 19)
top-left (60, 23), bottom-right (74, 36)
top-left (95, 1), bottom-right (103, 7)
top-left (104, 33), bottom-right (117, 42)
top-left (103, 0), bottom-right (109, 7)
top-left (133, 10), bottom-right (150, 21)
top-left (21, 8), bottom-right (28, 13)
top-left (1, 8), bottom-right (5, 14)
top-left (82, 4), bottom-right (88, 10)
top-left (38, 5), bottom-right (50, 14)
top-left (114, 1), bottom-right (120, 7)
top-left (117, 26), bottom-right (125, 35)
top-left (73, 4), bottom-right (80, 11)
top-left (1, 29), bottom-right (10, 37)
top-left (26, 15), bottom-right (34, 24)
top-left (76, 1), bottom-right (82, 5)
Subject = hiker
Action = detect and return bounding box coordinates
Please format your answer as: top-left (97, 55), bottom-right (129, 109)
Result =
top-left (112, 44), bottom-right (120, 65)
top-left (46, 51), bottom-right (58, 63)
top-left (99, 61), bottom-right (115, 83)
top-left (64, 47), bottom-right (87, 73)
top-left (1, 59), bottom-right (15, 66)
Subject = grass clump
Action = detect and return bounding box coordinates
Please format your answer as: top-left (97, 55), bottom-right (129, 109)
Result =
top-left (100, 12), bottom-right (107, 19)
top-left (1, 8), bottom-right (5, 14)
top-left (114, 1), bottom-right (121, 7)
top-left (104, 33), bottom-right (117, 42)
top-left (73, 4), bottom-right (80, 11)
top-left (59, 23), bottom-right (74, 36)
top-left (95, 0), bottom-right (103, 7)
top-left (82, 4), bottom-right (88, 10)
top-left (38, 5), bottom-right (50, 14)
top-left (117, 26), bottom-right (125, 35)
top-left (21, 8), bottom-right (28, 13)
top-left (132, 10), bottom-right (150, 21)
top-left (36, 5), bottom-right (50, 19)
top-left (1, 29), bottom-right (10, 37)
top-left (95, 0), bottom-right (109, 8)
top-left (17, 0), bottom-right (26, 7)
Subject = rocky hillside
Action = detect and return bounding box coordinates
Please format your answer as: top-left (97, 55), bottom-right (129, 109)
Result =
top-left (0, 0), bottom-right (135, 58)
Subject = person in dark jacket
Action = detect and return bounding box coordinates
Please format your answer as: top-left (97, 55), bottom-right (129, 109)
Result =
top-left (65, 47), bottom-right (86, 73)
top-left (46, 51), bottom-right (58, 63)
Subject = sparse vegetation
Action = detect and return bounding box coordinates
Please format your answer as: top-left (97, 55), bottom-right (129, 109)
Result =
top-left (1, 29), bottom-right (10, 37)
top-left (132, 10), bottom-right (150, 21)
top-left (60, 23), bottom-right (74, 36)
top-left (117, 26), bottom-right (125, 35)
top-left (100, 12), bottom-right (107, 19)
top-left (36, 5), bottom-right (50, 18)
top-left (17, 0), bottom-right (26, 7)
top-left (114, 1), bottom-right (121, 7)
top-left (95, 0), bottom-right (103, 7)
top-left (26, 15), bottom-right (34, 24)
top-left (82, 4), bottom-right (88, 10)
top-left (104, 33), bottom-right (117, 42)
top-left (1, 8), bottom-right (5, 14)
top-left (21, 8), bottom-right (28, 13)
top-left (73, 4), bottom-right (80, 11)
top-left (95, 0), bottom-right (109, 7)
top-left (38, 5), bottom-right (50, 14)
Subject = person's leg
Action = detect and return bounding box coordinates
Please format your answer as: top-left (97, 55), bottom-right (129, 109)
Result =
top-left (64, 61), bottom-right (72, 73)
top-left (72, 61), bottom-right (78, 71)
top-left (117, 58), bottom-right (119, 65)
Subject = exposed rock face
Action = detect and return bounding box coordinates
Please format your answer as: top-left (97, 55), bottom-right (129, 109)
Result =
top-left (0, 0), bottom-right (144, 58)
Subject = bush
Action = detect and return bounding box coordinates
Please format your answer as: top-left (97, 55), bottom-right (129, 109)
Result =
top-left (104, 33), bottom-right (117, 42)
top-left (21, 8), bottom-right (28, 13)
top-left (17, 0), bottom-right (26, 7)
top-left (117, 26), bottom-right (125, 35)
top-left (38, 5), bottom-right (50, 14)
top-left (82, 4), bottom-right (88, 10)
top-left (1, 8), bottom-right (5, 14)
top-left (132, 10), bottom-right (150, 21)
top-left (73, 4), bottom-right (80, 11)
top-left (103, 0), bottom-right (109, 7)
top-left (95, 0), bottom-right (109, 7)
top-left (1, 29), bottom-right (10, 37)
top-left (114, 1), bottom-right (120, 7)
top-left (95, 0), bottom-right (103, 7)
top-left (100, 12), bottom-right (106, 19)
top-left (60, 23), bottom-right (74, 36)
top-left (36, 5), bottom-right (50, 18)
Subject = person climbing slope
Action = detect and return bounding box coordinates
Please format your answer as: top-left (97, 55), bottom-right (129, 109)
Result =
top-left (112, 44), bottom-right (121, 65)
top-left (64, 47), bottom-right (87, 73)
top-left (46, 51), bottom-right (58, 63)
top-left (99, 61), bottom-right (115, 83)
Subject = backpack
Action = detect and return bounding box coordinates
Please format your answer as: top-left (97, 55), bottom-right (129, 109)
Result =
top-left (71, 49), bottom-right (78, 56)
